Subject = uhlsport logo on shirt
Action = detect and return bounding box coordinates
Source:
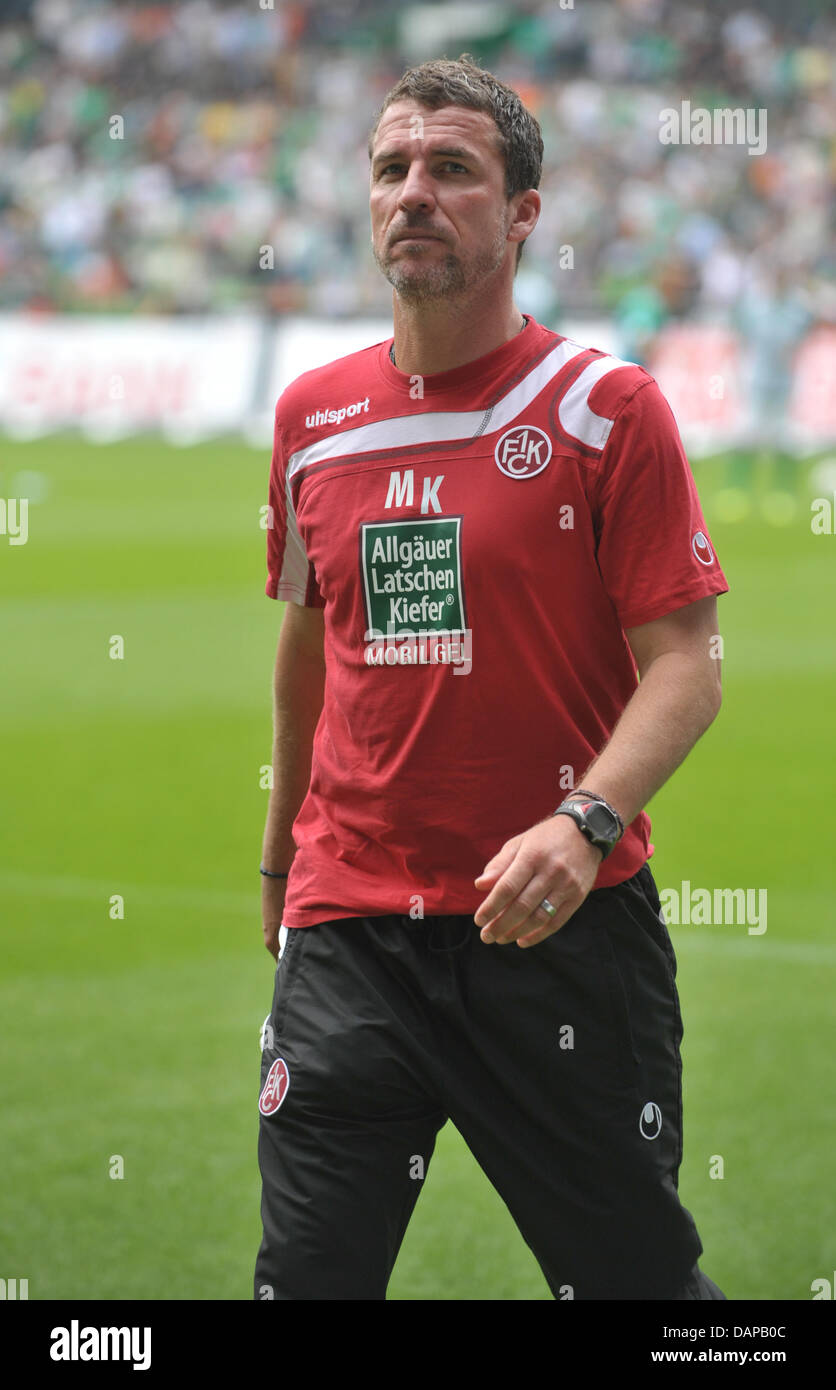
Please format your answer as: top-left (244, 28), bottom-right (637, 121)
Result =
top-left (305, 396), bottom-right (370, 429)
top-left (259, 1057), bottom-right (290, 1116)
top-left (495, 425), bottom-right (552, 478)
top-left (692, 531), bottom-right (715, 565)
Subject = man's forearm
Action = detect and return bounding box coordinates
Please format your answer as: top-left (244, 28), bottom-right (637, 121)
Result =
top-left (261, 640), bottom-right (325, 874)
top-left (572, 650), bottom-right (722, 827)
top-left (262, 722), bottom-right (319, 873)
top-left (474, 599), bottom-right (723, 948)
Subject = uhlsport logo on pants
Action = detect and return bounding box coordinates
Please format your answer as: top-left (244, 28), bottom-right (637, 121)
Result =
top-left (639, 1101), bottom-right (663, 1140)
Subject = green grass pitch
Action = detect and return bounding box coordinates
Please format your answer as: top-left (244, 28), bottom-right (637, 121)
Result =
top-left (0, 433), bottom-right (833, 1300)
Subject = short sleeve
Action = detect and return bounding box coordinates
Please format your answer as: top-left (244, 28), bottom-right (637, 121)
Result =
top-left (591, 377), bottom-right (728, 630)
top-left (265, 405), bottom-right (325, 607)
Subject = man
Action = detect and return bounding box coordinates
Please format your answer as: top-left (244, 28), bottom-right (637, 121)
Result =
top-left (254, 56), bottom-right (728, 1301)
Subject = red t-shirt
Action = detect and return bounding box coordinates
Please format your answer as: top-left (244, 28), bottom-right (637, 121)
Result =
top-left (265, 315), bottom-right (728, 927)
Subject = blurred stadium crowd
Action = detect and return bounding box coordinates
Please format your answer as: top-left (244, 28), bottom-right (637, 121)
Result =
top-left (0, 0), bottom-right (833, 343)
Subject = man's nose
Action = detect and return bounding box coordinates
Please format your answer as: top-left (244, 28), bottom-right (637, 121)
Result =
top-left (397, 160), bottom-right (437, 213)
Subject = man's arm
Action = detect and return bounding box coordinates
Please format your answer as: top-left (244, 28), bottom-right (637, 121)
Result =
top-left (261, 602), bottom-right (325, 959)
top-left (473, 594), bottom-right (722, 948)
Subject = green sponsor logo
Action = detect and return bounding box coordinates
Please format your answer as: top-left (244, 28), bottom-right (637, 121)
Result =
top-left (361, 517), bottom-right (466, 636)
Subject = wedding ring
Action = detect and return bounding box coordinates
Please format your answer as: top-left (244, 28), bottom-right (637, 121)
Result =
top-left (539, 898), bottom-right (557, 918)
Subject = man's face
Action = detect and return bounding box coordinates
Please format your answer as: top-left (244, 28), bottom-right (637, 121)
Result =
top-left (369, 101), bottom-right (517, 304)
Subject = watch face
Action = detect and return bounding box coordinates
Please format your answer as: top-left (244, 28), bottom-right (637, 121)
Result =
top-left (584, 802), bottom-right (618, 841)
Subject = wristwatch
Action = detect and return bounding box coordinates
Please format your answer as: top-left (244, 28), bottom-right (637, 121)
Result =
top-left (552, 796), bottom-right (623, 860)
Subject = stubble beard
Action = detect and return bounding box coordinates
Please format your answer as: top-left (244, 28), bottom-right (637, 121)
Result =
top-left (373, 220), bottom-right (509, 305)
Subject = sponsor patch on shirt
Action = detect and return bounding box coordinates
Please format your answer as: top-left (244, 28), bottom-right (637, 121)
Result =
top-left (360, 517), bottom-right (466, 637)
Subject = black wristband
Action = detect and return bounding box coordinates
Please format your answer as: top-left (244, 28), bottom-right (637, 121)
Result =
top-left (260, 866), bottom-right (289, 879)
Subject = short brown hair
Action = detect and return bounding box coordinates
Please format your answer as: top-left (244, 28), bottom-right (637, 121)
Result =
top-left (368, 54), bottom-right (543, 268)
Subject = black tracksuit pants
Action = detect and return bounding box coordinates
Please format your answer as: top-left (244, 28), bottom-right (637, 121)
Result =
top-left (254, 863), bottom-right (724, 1301)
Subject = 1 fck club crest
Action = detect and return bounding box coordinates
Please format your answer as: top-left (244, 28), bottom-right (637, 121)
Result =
top-left (259, 1057), bottom-right (290, 1116)
top-left (495, 425), bottom-right (552, 479)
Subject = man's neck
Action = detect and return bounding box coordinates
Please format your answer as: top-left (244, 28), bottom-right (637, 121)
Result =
top-left (390, 299), bottom-right (527, 376)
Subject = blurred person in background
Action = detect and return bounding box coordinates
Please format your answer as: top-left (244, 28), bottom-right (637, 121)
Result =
top-left (716, 257), bottom-right (813, 523)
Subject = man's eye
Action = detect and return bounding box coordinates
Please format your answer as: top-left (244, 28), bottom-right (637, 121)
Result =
top-left (376, 161), bottom-right (468, 177)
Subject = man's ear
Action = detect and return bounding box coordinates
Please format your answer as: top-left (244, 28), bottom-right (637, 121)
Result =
top-left (507, 188), bottom-right (541, 248)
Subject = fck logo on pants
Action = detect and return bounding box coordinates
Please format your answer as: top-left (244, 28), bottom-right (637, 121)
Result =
top-left (259, 1058), bottom-right (290, 1116)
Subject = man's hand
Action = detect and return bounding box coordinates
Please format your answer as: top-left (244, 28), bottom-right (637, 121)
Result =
top-left (473, 814), bottom-right (603, 948)
top-left (262, 876), bottom-right (287, 961)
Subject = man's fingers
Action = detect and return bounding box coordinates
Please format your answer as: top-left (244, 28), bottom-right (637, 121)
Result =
top-left (474, 836), bottom-right (521, 888)
top-left (516, 899), bottom-right (579, 948)
top-left (479, 859), bottom-right (590, 943)
top-left (473, 860), bottom-right (531, 928)
top-left (262, 877), bottom-right (286, 959)
top-left (483, 882), bottom-right (566, 944)
top-left (475, 818), bottom-right (600, 941)
top-left (475, 865), bottom-right (553, 938)
top-left (263, 922), bottom-right (281, 958)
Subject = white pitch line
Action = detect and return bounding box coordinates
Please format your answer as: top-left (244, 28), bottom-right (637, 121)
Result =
top-left (670, 932), bottom-right (836, 966)
top-left (1, 868), bottom-right (834, 964)
top-left (0, 868), bottom-right (254, 915)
